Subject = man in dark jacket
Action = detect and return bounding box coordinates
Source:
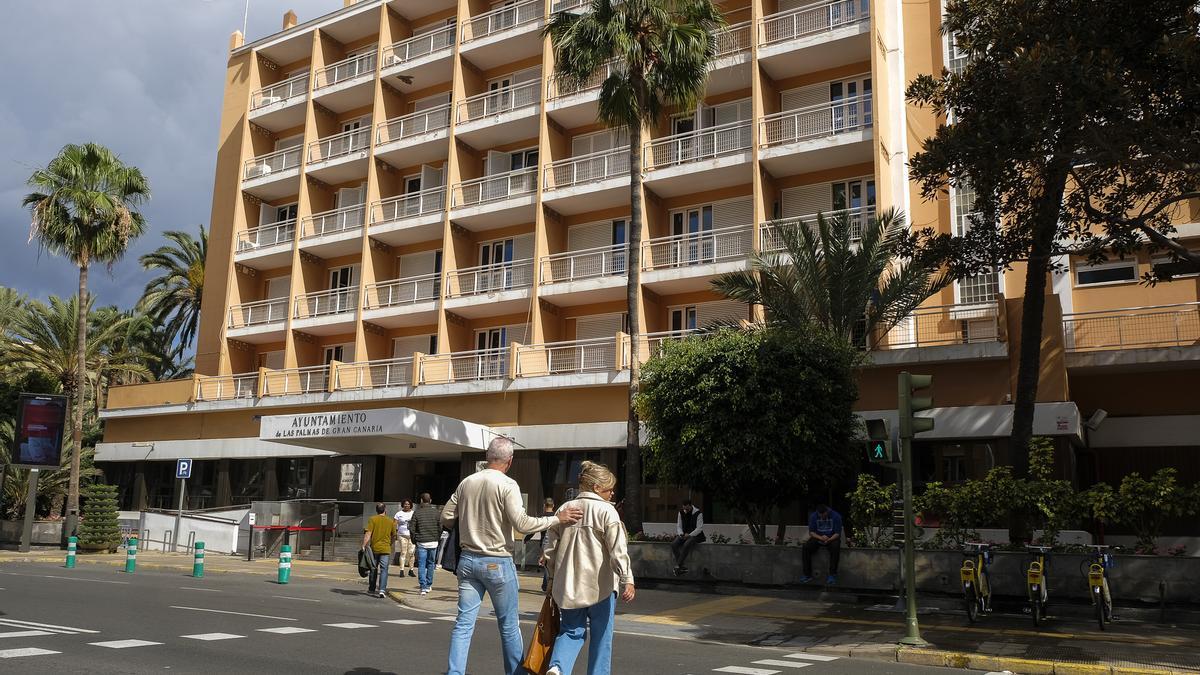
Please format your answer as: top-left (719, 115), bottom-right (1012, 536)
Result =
top-left (409, 492), bottom-right (442, 595)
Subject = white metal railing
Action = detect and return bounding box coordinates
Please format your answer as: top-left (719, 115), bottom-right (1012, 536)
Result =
top-left (372, 188), bottom-right (446, 224)
top-left (881, 302), bottom-right (1000, 349)
top-left (419, 348), bottom-right (509, 384)
top-left (625, 329), bottom-right (699, 364)
top-left (760, 95), bottom-right (872, 147)
top-left (759, 206), bottom-right (877, 249)
top-left (462, 0), bottom-right (542, 43)
top-left (335, 357), bottom-right (413, 391)
top-left (446, 260), bottom-right (535, 298)
top-left (243, 147), bottom-right (301, 180)
top-left (228, 298), bottom-right (288, 329)
top-left (552, 0), bottom-right (589, 12)
top-left (294, 288), bottom-right (360, 319)
top-left (262, 365), bottom-right (329, 396)
top-left (645, 120), bottom-right (752, 170)
top-left (307, 128), bottom-right (370, 163)
top-left (540, 244), bottom-right (627, 284)
top-left (195, 373), bottom-right (259, 401)
top-left (382, 26), bottom-right (455, 68)
top-left (376, 105), bottom-right (452, 144)
top-left (643, 224), bottom-right (754, 269)
top-left (236, 219), bottom-right (296, 252)
top-left (302, 204), bottom-right (365, 239)
top-left (547, 59), bottom-right (621, 99)
top-left (452, 167), bottom-right (537, 207)
top-left (363, 273), bottom-right (441, 309)
top-left (714, 21), bottom-right (752, 58)
top-left (251, 72), bottom-right (309, 110)
top-left (545, 147), bottom-right (629, 190)
top-left (759, 0), bottom-right (870, 46)
top-left (314, 51), bottom-right (377, 90)
top-left (457, 80), bottom-right (540, 123)
top-left (516, 337), bottom-right (618, 377)
top-left (1062, 302), bottom-right (1200, 352)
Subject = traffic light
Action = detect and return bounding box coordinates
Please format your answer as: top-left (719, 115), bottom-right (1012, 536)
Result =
top-left (865, 417), bottom-right (894, 463)
top-left (898, 372), bottom-right (934, 439)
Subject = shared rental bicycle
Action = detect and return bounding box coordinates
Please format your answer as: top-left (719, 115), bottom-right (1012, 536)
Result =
top-left (1084, 544), bottom-right (1115, 630)
top-left (960, 542), bottom-right (993, 623)
top-left (1026, 544), bottom-right (1052, 626)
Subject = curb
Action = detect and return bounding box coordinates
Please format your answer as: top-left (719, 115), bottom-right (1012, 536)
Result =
top-left (1, 554), bottom-right (362, 582)
top-left (897, 648), bottom-right (1188, 675)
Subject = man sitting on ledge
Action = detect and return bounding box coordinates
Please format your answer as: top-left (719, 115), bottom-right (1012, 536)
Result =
top-left (670, 499), bottom-right (705, 576)
top-left (799, 504), bottom-right (843, 585)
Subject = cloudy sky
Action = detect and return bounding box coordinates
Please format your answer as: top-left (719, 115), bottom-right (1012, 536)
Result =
top-left (0, 0), bottom-right (338, 309)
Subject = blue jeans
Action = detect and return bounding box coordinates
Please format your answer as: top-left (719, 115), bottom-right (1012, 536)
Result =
top-left (550, 592), bottom-right (616, 675)
top-left (447, 553), bottom-right (522, 675)
top-left (416, 545), bottom-right (437, 590)
top-left (368, 550), bottom-right (390, 594)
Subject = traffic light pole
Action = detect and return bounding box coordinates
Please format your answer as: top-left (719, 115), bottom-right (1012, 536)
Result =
top-left (897, 372), bottom-right (929, 647)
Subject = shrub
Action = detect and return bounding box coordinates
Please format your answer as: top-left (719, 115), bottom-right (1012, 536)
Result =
top-left (78, 483), bottom-right (120, 552)
top-left (1086, 468), bottom-right (1195, 553)
top-left (847, 474), bottom-right (895, 548)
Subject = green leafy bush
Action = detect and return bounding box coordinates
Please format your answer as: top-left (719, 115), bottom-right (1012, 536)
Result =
top-left (848, 474), bottom-right (895, 548)
top-left (78, 483), bottom-right (120, 552)
top-left (1084, 469), bottom-right (1195, 554)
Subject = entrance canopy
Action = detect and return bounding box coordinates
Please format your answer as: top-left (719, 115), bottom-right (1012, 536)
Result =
top-left (260, 407), bottom-right (495, 458)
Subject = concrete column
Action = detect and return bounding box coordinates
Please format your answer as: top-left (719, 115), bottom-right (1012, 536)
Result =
top-left (131, 461), bottom-right (148, 511)
top-left (215, 459), bottom-right (232, 506)
top-left (264, 459), bottom-right (280, 501)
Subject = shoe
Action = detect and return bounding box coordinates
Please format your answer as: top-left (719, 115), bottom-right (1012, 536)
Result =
top-left (408, 570), bottom-right (416, 577)
top-left (547, 667), bottom-right (562, 675)
top-left (798, 575), bottom-right (813, 584)
top-left (826, 575), bottom-right (838, 585)
top-left (678, 566), bottom-right (689, 574)
top-left (420, 589), bottom-right (429, 596)
top-left (367, 590), bottom-right (376, 596)
top-left (672, 566), bottom-right (682, 577)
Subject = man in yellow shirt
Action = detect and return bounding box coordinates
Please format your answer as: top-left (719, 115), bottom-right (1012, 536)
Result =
top-left (362, 502), bottom-right (397, 598)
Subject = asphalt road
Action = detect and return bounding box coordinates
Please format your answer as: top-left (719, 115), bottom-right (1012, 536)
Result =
top-left (0, 561), bottom-right (972, 674)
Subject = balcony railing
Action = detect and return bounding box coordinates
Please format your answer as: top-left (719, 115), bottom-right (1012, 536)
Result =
top-left (545, 148), bottom-right (629, 190)
top-left (551, 0), bottom-right (589, 12)
top-left (294, 288), bottom-right (359, 319)
top-left (624, 329), bottom-right (699, 365)
top-left (516, 337), bottom-right (618, 377)
top-left (419, 348), bottom-right (509, 384)
top-left (372, 188), bottom-right (446, 224)
top-left (195, 373), bottom-right (259, 401)
top-left (714, 21), bottom-right (752, 58)
top-left (644, 120), bottom-right (752, 170)
top-left (251, 72), bottom-right (309, 110)
top-left (540, 244), bottom-right (627, 284)
top-left (879, 302), bottom-right (1000, 349)
top-left (363, 273), bottom-right (440, 309)
top-left (759, 0), bottom-right (870, 46)
top-left (462, 0), bottom-right (542, 43)
top-left (1062, 302), bottom-right (1200, 352)
top-left (334, 357), bottom-right (413, 391)
top-left (376, 105), bottom-right (452, 144)
top-left (547, 60), bottom-right (621, 99)
top-left (262, 365), bottom-right (328, 396)
top-left (314, 51), bottom-right (377, 90)
top-left (302, 204), bottom-right (365, 239)
top-left (759, 206), bottom-right (877, 249)
top-left (452, 167), bottom-right (537, 208)
top-left (237, 219), bottom-right (296, 252)
top-left (642, 224), bottom-right (754, 270)
top-left (457, 80), bottom-right (539, 123)
top-left (228, 298), bottom-right (288, 329)
top-left (243, 147), bottom-right (301, 180)
top-left (445, 260), bottom-right (535, 298)
top-left (760, 95), bottom-right (872, 147)
top-left (307, 128), bottom-right (370, 163)
top-left (382, 26), bottom-right (454, 68)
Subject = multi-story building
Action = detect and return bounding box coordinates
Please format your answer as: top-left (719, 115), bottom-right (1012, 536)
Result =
top-left (99, 0), bottom-right (1200, 524)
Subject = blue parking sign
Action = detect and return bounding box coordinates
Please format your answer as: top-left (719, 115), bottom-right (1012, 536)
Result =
top-left (176, 459), bottom-right (193, 480)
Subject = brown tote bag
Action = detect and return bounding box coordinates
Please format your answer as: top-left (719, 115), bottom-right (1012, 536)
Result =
top-left (521, 595), bottom-right (560, 675)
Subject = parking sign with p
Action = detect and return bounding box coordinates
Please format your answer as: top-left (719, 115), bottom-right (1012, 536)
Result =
top-left (176, 458), bottom-right (192, 480)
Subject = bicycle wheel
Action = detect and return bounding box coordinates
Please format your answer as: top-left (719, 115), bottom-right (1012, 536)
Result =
top-left (965, 587), bottom-right (979, 624)
top-left (1094, 590), bottom-right (1105, 631)
top-left (1032, 600), bottom-right (1042, 627)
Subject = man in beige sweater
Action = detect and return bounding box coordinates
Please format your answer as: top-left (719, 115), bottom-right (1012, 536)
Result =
top-left (442, 436), bottom-right (581, 675)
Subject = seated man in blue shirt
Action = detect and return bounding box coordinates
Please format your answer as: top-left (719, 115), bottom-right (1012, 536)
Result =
top-left (800, 504), bottom-right (843, 585)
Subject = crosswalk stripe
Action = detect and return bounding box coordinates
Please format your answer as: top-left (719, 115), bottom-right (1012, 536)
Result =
top-left (713, 667), bottom-right (779, 675)
top-left (782, 653), bottom-right (839, 662)
top-left (0, 648), bottom-right (61, 658)
top-left (0, 618), bottom-right (99, 634)
top-left (382, 619), bottom-right (429, 625)
top-left (89, 640), bottom-right (163, 649)
top-left (433, 616), bottom-right (457, 622)
top-left (323, 623), bottom-right (377, 629)
top-left (181, 633), bottom-right (245, 641)
top-left (0, 630), bottom-right (54, 639)
top-left (257, 627), bottom-right (317, 635)
top-left (752, 660), bottom-right (812, 669)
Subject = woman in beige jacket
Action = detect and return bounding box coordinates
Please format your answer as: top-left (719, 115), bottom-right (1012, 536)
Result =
top-left (543, 461), bottom-right (635, 675)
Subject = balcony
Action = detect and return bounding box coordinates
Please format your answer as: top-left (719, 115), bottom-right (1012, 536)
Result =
top-left (299, 204), bottom-right (365, 257)
top-left (541, 148), bottom-right (630, 214)
top-left (1063, 302), bottom-right (1200, 370)
top-left (226, 298), bottom-right (288, 343)
top-left (546, 60), bottom-right (621, 127)
top-left (291, 288), bottom-right (359, 334)
top-left (449, 168), bottom-right (538, 230)
top-left (369, 188), bottom-right (446, 246)
top-left (417, 348), bottom-right (509, 385)
top-left (360, 273), bottom-right (441, 328)
top-left (641, 224), bottom-right (754, 293)
top-left (643, 121), bottom-right (753, 197)
top-left (234, 220), bottom-right (296, 270)
top-left (758, 0), bottom-right (871, 79)
top-left (333, 357), bottom-right (414, 391)
top-left (459, 0), bottom-right (544, 70)
top-left (454, 81), bottom-right (541, 149)
top-left (539, 245), bottom-right (627, 306)
top-left (515, 337), bottom-right (620, 378)
top-left (242, 147), bottom-right (302, 201)
top-left (708, 21), bottom-right (752, 95)
top-left (312, 51), bottom-right (377, 112)
top-left (759, 206), bottom-right (876, 250)
top-left (380, 26), bottom-right (455, 92)
top-left (249, 72), bottom-right (308, 132)
top-left (262, 365), bottom-right (329, 397)
top-left (759, 96), bottom-right (873, 176)
top-left (626, 329), bottom-right (699, 364)
top-left (375, 105), bottom-right (451, 168)
top-left (305, 127), bottom-right (370, 183)
top-left (551, 0), bottom-right (588, 12)
top-left (443, 260), bottom-right (535, 318)
top-left (195, 373), bottom-right (259, 402)
top-left (872, 302), bottom-right (1006, 365)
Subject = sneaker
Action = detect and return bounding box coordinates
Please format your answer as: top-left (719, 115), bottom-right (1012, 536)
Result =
top-left (547, 667), bottom-right (562, 675)
top-left (378, 591), bottom-right (387, 598)
top-left (798, 575), bottom-right (813, 584)
top-left (826, 575), bottom-right (838, 585)
top-left (408, 570), bottom-right (416, 577)
top-left (678, 566), bottom-right (689, 574)
top-left (420, 589), bottom-right (429, 596)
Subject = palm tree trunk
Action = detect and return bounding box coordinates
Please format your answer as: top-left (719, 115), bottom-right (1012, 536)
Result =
top-left (66, 260), bottom-right (87, 539)
top-left (624, 119), bottom-right (644, 535)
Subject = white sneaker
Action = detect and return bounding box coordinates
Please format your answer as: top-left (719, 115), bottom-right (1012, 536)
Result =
top-left (420, 589), bottom-right (429, 596)
top-left (547, 667), bottom-right (562, 675)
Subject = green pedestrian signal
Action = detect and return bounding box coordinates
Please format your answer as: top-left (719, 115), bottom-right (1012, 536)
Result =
top-left (865, 417), bottom-right (894, 463)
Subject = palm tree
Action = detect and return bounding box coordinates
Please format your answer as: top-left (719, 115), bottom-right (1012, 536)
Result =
top-left (23, 142), bottom-right (149, 537)
top-left (545, 0), bottom-right (725, 532)
top-left (0, 287), bottom-right (23, 336)
top-left (714, 208), bottom-right (951, 350)
top-left (139, 226), bottom-right (206, 348)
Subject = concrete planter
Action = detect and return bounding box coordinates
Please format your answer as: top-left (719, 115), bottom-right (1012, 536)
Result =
top-left (628, 542), bottom-right (1200, 604)
top-left (0, 520), bottom-right (63, 546)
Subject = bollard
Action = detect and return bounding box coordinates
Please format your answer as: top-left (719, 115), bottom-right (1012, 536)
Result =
top-left (193, 541), bottom-right (205, 578)
top-left (65, 536), bottom-right (77, 569)
top-left (125, 537), bottom-right (138, 573)
top-left (278, 544), bottom-right (292, 584)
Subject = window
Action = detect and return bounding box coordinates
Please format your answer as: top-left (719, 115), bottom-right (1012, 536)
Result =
top-left (670, 206), bottom-right (714, 265)
top-left (1151, 252), bottom-right (1200, 279)
top-left (1075, 260), bottom-right (1137, 286)
top-left (509, 148), bottom-right (539, 171)
top-left (669, 306), bottom-right (697, 332)
top-left (950, 181), bottom-right (1001, 303)
top-left (831, 178), bottom-right (875, 239)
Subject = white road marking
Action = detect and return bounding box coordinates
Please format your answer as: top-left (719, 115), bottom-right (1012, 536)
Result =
top-left (782, 653), bottom-right (839, 662)
top-left (90, 640), bottom-right (163, 649)
top-left (382, 619), bottom-right (429, 625)
top-left (752, 660), bottom-right (812, 669)
top-left (0, 571), bottom-right (128, 586)
top-left (180, 587), bottom-right (221, 592)
top-left (713, 668), bottom-right (780, 675)
top-left (169, 606), bottom-right (296, 621)
top-left (0, 618), bottom-right (100, 634)
top-left (271, 595), bottom-right (320, 603)
top-left (180, 633), bottom-right (245, 641)
top-left (433, 616), bottom-right (457, 621)
top-left (257, 627), bottom-right (317, 635)
top-left (0, 647), bottom-right (60, 658)
top-left (0, 630), bottom-right (53, 639)
top-left (323, 622), bottom-right (377, 629)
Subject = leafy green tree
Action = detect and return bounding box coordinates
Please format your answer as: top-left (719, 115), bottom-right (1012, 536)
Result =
top-left (23, 142), bottom-right (149, 535)
top-left (78, 484), bottom-right (121, 552)
top-left (1022, 438), bottom-right (1083, 547)
top-left (139, 226), bottom-right (206, 348)
top-left (545, 0), bottom-right (726, 531)
top-left (905, 0), bottom-right (1200, 469)
top-left (714, 209), bottom-right (950, 349)
top-left (637, 327), bottom-right (859, 543)
top-left (1087, 468), bottom-right (1195, 553)
top-left (847, 474), bottom-right (896, 548)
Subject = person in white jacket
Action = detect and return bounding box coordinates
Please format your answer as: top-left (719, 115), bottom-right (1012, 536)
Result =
top-left (543, 461), bottom-right (635, 675)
